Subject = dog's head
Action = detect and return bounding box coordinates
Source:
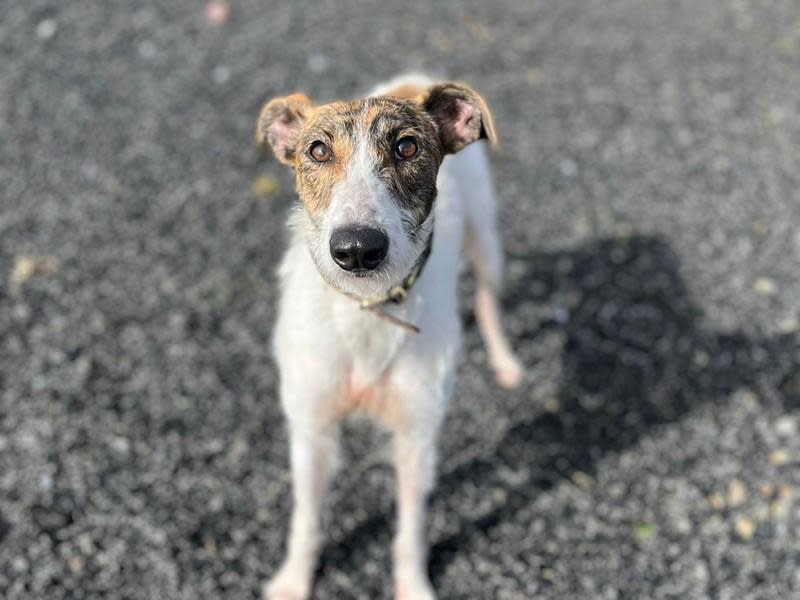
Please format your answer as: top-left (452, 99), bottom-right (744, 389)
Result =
top-left (256, 81), bottom-right (495, 299)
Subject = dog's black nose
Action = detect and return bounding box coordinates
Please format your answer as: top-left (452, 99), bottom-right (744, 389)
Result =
top-left (329, 227), bottom-right (389, 272)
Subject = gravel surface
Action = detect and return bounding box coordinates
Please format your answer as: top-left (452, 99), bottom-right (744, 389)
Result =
top-left (2, 1), bottom-right (799, 598)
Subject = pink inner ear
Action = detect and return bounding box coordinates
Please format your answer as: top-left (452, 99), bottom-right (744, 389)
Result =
top-left (449, 98), bottom-right (478, 142)
top-left (268, 115), bottom-right (299, 157)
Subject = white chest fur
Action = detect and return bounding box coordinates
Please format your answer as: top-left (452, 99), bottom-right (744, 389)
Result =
top-left (329, 292), bottom-right (409, 386)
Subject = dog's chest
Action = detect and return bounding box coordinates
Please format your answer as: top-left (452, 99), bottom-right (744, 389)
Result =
top-left (330, 298), bottom-right (409, 385)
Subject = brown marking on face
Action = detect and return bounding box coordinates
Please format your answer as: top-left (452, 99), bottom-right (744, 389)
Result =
top-left (293, 102), bottom-right (359, 219)
top-left (362, 97), bottom-right (443, 229)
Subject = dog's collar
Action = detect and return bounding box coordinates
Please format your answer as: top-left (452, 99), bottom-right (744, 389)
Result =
top-left (336, 227), bottom-right (434, 334)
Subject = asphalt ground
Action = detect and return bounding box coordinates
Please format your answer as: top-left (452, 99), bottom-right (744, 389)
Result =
top-left (1, 1), bottom-right (799, 598)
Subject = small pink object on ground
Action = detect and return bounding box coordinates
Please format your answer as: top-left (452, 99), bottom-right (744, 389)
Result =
top-left (206, 1), bottom-right (230, 26)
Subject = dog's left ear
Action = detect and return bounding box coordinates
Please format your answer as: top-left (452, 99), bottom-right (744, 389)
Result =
top-left (422, 83), bottom-right (497, 154)
top-left (255, 93), bottom-right (314, 165)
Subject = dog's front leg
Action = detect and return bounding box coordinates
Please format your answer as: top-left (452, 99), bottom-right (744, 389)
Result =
top-left (393, 422), bottom-right (441, 600)
top-left (265, 408), bottom-right (340, 600)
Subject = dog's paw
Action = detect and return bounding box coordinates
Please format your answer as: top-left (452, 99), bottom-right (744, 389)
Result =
top-left (262, 566), bottom-right (311, 600)
top-left (395, 575), bottom-right (437, 600)
top-left (492, 353), bottom-right (524, 389)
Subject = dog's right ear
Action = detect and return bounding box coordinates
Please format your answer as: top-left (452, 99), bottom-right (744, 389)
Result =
top-left (255, 94), bottom-right (314, 165)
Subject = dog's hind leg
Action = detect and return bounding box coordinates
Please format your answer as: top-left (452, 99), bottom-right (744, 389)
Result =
top-left (455, 144), bottom-right (523, 389)
top-left (473, 282), bottom-right (523, 389)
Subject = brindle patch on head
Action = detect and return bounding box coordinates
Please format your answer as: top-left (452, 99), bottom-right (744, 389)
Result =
top-left (293, 102), bottom-right (359, 220)
top-left (292, 96), bottom-right (444, 231)
top-left (362, 97), bottom-right (443, 231)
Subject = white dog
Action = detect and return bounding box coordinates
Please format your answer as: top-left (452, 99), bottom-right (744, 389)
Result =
top-left (256, 74), bottom-right (523, 600)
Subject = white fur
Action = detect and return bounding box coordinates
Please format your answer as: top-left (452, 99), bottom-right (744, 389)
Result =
top-left (265, 76), bottom-right (522, 600)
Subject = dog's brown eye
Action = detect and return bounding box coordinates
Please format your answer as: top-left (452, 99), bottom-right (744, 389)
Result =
top-left (394, 137), bottom-right (418, 160)
top-left (309, 141), bottom-right (332, 162)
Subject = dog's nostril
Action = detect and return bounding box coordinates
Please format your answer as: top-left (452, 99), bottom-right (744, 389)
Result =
top-left (330, 227), bottom-right (389, 272)
top-left (362, 248), bottom-right (384, 264)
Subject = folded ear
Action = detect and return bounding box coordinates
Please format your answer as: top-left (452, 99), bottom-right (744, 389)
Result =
top-left (255, 93), bottom-right (314, 165)
top-left (422, 83), bottom-right (497, 154)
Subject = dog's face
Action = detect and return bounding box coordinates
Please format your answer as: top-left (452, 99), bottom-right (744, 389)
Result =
top-left (257, 82), bottom-right (495, 299)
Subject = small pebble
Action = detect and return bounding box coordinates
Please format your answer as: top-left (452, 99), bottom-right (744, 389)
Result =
top-left (676, 128), bottom-right (693, 147)
top-left (727, 479), bottom-right (748, 508)
top-left (553, 307), bottom-right (570, 324)
top-left (525, 68), bottom-right (544, 85)
top-left (109, 436), bottom-right (130, 455)
top-left (256, 508), bottom-right (271, 523)
top-left (36, 19), bottom-right (57, 40)
top-left (138, 40), bottom-right (157, 60)
top-left (769, 449), bottom-right (790, 466)
top-left (708, 492), bottom-right (725, 511)
top-left (753, 277), bottom-right (778, 296)
top-left (38, 472), bottom-right (54, 491)
top-left (252, 174), bottom-right (280, 198)
top-left (752, 220), bottom-right (769, 236)
top-left (559, 158), bottom-right (578, 177)
top-left (206, 1), bottom-right (230, 26)
top-left (11, 255), bottom-right (60, 288)
top-left (579, 394), bottom-right (604, 412)
top-left (693, 350), bottom-right (710, 368)
top-left (634, 522), bottom-right (655, 541)
top-left (777, 314), bottom-right (800, 334)
top-left (430, 31), bottom-right (454, 54)
top-left (492, 487), bottom-right (508, 502)
top-left (307, 53), bottom-right (329, 73)
top-left (68, 557), bottom-right (85, 574)
top-left (212, 65), bottom-right (230, 85)
top-left (209, 495), bottom-right (224, 512)
top-left (770, 485), bottom-right (793, 518)
top-left (12, 303), bottom-right (31, 323)
top-left (11, 557), bottom-right (28, 573)
top-left (571, 471), bottom-right (594, 490)
top-left (228, 436), bottom-right (249, 460)
top-left (734, 516), bottom-right (756, 540)
top-left (543, 398), bottom-right (560, 413)
top-left (675, 518), bottom-right (692, 534)
top-left (774, 416), bottom-right (797, 436)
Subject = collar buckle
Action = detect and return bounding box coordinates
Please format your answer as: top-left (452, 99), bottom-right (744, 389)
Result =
top-left (387, 286), bottom-right (408, 304)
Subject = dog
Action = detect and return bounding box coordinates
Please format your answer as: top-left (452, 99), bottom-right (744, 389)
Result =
top-left (256, 74), bottom-right (523, 600)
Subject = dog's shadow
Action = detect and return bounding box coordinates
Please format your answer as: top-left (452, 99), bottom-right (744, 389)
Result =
top-left (319, 234), bottom-right (800, 584)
